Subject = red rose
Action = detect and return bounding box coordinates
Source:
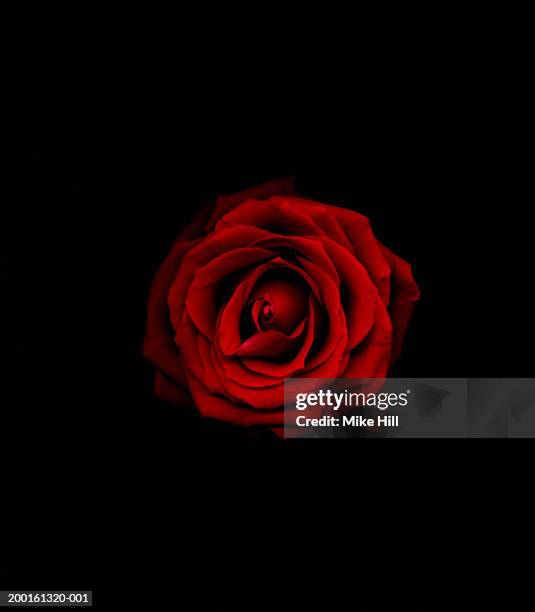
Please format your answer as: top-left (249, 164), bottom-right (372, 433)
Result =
top-left (143, 178), bottom-right (419, 431)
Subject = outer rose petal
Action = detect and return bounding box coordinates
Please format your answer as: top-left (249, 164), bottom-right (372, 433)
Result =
top-left (154, 371), bottom-right (191, 405)
top-left (381, 245), bottom-right (420, 363)
top-left (342, 298), bottom-right (393, 379)
top-left (143, 238), bottom-right (201, 388)
top-left (268, 196), bottom-right (355, 252)
top-left (217, 196), bottom-right (393, 306)
top-left (327, 208), bottom-right (392, 305)
top-left (279, 198), bottom-right (393, 304)
top-left (185, 370), bottom-right (284, 427)
top-left (179, 313), bottom-right (235, 399)
top-left (215, 198), bottom-right (326, 238)
top-left (178, 202), bottom-right (215, 241)
top-left (317, 237), bottom-right (378, 349)
top-left (205, 176), bottom-right (294, 231)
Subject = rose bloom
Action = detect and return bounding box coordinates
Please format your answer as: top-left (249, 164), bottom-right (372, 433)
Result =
top-left (143, 178), bottom-right (419, 433)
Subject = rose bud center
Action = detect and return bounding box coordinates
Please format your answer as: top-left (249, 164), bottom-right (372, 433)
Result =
top-left (250, 270), bottom-right (310, 335)
top-left (261, 302), bottom-right (274, 322)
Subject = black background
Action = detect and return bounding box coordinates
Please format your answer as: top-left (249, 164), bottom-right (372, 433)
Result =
top-left (3, 35), bottom-right (532, 601)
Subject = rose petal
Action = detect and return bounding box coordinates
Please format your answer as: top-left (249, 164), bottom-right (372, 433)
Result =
top-left (168, 225), bottom-right (272, 336)
top-left (217, 257), bottom-right (321, 356)
top-left (211, 337), bottom-right (287, 408)
top-left (342, 298), bottom-right (393, 378)
top-left (179, 313), bottom-right (228, 397)
top-left (319, 237), bottom-right (378, 349)
top-left (281, 198), bottom-right (392, 303)
top-left (143, 238), bottom-right (201, 387)
top-left (215, 198), bottom-right (326, 238)
top-left (242, 297), bottom-right (316, 377)
top-left (326, 206), bottom-right (392, 304)
top-left (232, 319), bottom-right (306, 358)
top-left (185, 247), bottom-right (274, 339)
top-left (303, 332), bottom-right (348, 379)
top-left (154, 370), bottom-right (191, 406)
top-left (205, 176), bottom-right (294, 231)
top-left (381, 245), bottom-right (420, 363)
top-left (268, 196), bottom-right (355, 252)
top-left (249, 234), bottom-right (340, 287)
top-left (185, 371), bottom-right (284, 427)
top-left (296, 257), bottom-right (348, 370)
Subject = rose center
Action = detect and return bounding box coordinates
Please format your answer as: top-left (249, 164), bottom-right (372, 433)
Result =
top-left (261, 302), bottom-right (274, 322)
top-left (249, 270), bottom-right (310, 335)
